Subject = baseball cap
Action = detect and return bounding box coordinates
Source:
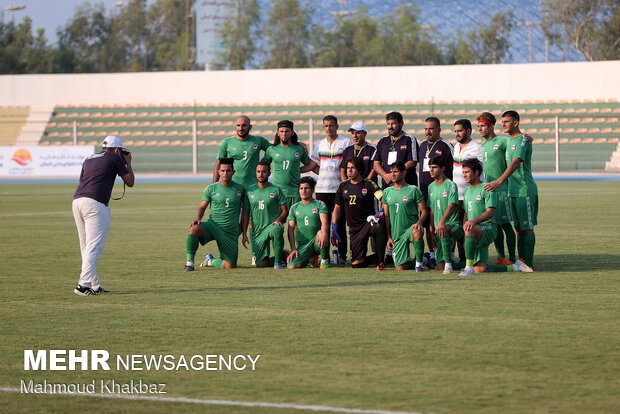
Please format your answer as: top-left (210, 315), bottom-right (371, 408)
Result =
top-left (277, 120), bottom-right (294, 129)
top-left (102, 135), bottom-right (125, 149)
top-left (348, 121), bottom-right (367, 132)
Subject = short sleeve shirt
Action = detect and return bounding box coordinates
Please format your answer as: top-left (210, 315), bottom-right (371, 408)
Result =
top-left (262, 144), bottom-right (310, 198)
top-left (418, 139), bottom-right (454, 199)
top-left (382, 185), bottom-right (425, 240)
top-left (335, 179), bottom-right (383, 228)
top-left (428, 179), bottom-right (460, 227)
top-left (505, 135), bottom-right (538, 197)
top-left (452, 140), bottom-right (483, 200)
top-left (202, 181), bottom-right (248, 233)
top-left (339, 144), bottom-right (377, 180)
top-left (288, 199), bottom-right (328, 245)
top-left (463, 184), bottom-right (496, 226)
top-left (74, 151), bottom-right (129, 205)
top-left (311, 135), bottom-right (352, 193)
top-left (374, 133), bottom-right (419, 186)
top-left (217, 135), bottom-right (271, 187)
top-left (482, 136), bottom-right (509, 189)
top-left (246, 183), bottom-right (286, 234)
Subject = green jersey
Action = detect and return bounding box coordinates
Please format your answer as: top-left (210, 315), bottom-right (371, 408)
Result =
top-left (463, 184), bottom-right (496, 226)
top-left (428, 179), bottom-right (460, 227)
top-left (262, 144), bottom-right (310, 198)
top-left (287, 199), bottom-right (328, 246)
top-left (246, 183), bottom-right (286, 234)
top-left (202, 181), bottom-right (248, 233)
top-left (505, 135), bottom-right (538, 197)
top-left (383, 185), bottom-right (424, 240)
top-left (482, 135), bottom-right (509, 190)
top-left (217, 135), bottom-right (271, 187)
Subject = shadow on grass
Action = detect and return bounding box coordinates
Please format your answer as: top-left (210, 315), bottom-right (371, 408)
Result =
top-left (115, 277), bottom-right (465, 295)
top-left (533, 254), bottom-right (620, 272)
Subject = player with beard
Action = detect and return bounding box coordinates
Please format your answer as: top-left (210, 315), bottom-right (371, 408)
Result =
top-left (262, 120), bottom-right (317, 209)
top-left (373, 112), bottom-right (419, 188)
top-left (332, 157), bottom-right (387, 270)
top-left (340, 122), bottom-right (377, 182)
top-left (246, 162), bottom-right (288, 269)
top-left (214, 115), bottom-right (271, 188)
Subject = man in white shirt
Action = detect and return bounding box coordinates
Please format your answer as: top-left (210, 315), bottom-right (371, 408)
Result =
top-left (452, 119), bottom-right (483, 200)
top-left (311, 115), bottom-right (353, 264)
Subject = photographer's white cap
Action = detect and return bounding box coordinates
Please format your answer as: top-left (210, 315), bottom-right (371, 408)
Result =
top-left (348, 121), bottom-right (367, 132)
top-left (102, 135), bottom-right (125, 149)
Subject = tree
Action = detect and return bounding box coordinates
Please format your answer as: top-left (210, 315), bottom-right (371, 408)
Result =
top-left (263, 0), bottom-right (312, 69)
top-left (448, 10), bottom-right (515, 64)
top-left (219, 0), bottom-right (260, 69)
top-left (114, 0), bottom-right (149, 71)
top-left (146, 0), bottom-right (193, 70)
top-left (541, 0), bottom-right (620, 61)
top-left (0, 17), bottom-right (53, 74)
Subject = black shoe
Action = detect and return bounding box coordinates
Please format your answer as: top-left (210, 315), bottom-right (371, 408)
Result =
top-left (384, 255), bottom-right (394, 266)
top-left (183, 265), bottom-right (195, 272)
top-left (74, 285), bottom-right (96, 296)
top-left (93, 287), bottom-right (109, 294)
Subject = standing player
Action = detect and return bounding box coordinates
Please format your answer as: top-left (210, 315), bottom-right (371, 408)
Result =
top-left (214, 115), bottom-right (271, 188)
top-left (459, 159), bottom-right (532, 276)
top-left (246, 162), bottom-right (288, 269)
top-left (373, 111), bottom-right (419, 188)
top-left (311, 115), bottom-right (352, 264)
top-left (427, 156), bottom-right (463, 275)
top-left (287, 177), bottom-right (330, 269)
top-left (382, 161), bottom-right (428, 271)
top-left (452, 119), bottom-right (483, 200)
top-left (262, 120), bottom-right (317, 209)
top-left (332, 157), bottom-right (387, 270)
top-left (340, 122), bottom-right (377, 182)
top-left (477, 112), bottom-right (517, 265)
top-left (484, 111), bottom-right (538, 269)
top-left (184, 158), bottom-right (249, 271)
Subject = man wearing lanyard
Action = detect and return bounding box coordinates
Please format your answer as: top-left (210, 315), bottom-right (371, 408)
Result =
top-left (340, 121), bottom-right (377, 182)
top-left (311, 115), bottom-right (352, 264)
top-left (418, 116), bottom-right (454, 267)
top-left (373, 111), bottom-right (419, 189)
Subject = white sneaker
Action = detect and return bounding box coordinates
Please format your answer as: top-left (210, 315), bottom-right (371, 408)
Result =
top-left (199, 253), bottom-right (214, 267)
top-left (515, 259), bottom-right (534, 273)
top-left (442, 265), bottom-right (453, 275)
top-left (459, 267), bottom-right (475, 276)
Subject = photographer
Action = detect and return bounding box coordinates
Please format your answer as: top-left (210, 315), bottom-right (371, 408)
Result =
top-left (72, 135), bottom-right (134, 296)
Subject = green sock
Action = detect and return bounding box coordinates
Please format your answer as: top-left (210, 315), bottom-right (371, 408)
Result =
top-left (517, 232), bottom-right (526, 262)
top-left (186, 234), bottom-right (199, 262)
top-left (494, 228), bottom-right (506, 258)
top-left (413, 240), bottom-right (424, 262)
top-left (320, 247), bottom-right (330, 261)
top-left (273, 233), bottom-right (284, 265)
top-left (211, 258), bottom-right (223, 269)
top-left (439, 236), bottom-right (452, 264)
top-left (502, 223), bottom-right (517, 262)
top-left (522, 232), bottom-right (536, 268)
top-left (465, 236), bottom-right (476, 267)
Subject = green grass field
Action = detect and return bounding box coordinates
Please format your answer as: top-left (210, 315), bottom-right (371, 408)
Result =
top-left (1, 181), bottom-right (619, 414)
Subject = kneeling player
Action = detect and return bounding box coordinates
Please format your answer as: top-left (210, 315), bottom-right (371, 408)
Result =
top-left (332, 157), bottom-right (387, 270)
top-left (184, 158), bottom-right (249, 271)
top-left (247, 161), bottom-right (288, 269)
top-left (427, 156), bottom-right (463, 274)
top-left (383, 162), bottom-right (428, 271)
top-left (459, 159), bottom-right (532, 276)
top-left (287, 177), bottom-right (330, 269)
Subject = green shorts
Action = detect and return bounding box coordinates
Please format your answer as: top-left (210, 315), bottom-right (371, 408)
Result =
top-left (435, 222), bottom-right (463, 262)
top-left (511, 196), bottom-right (538, 230)
top-left (472, 223), bottom-right (498, 264)
top-left (495, 190), bottom-right (514, 225)
top-left (199, 220), bottom-right (239, 266)
top-left (251, 223), bottom-right (284, 263)
top-left (393, 224), bottom-right (417, 267)
top-left (287, 237), bottom-right (322, 268)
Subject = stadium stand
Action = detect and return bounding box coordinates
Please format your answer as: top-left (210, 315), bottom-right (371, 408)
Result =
top-left (0, 107), bottom-right (29, 146)
top-left (28, 99), bottom-right (620, 172)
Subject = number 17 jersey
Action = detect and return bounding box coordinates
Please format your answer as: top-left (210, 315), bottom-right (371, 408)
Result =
top-left (263, 144), bottom-right (310, 198)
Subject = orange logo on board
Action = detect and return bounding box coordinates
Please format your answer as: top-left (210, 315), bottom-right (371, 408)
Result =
top-left (12, 149), bottom-right (32, 166)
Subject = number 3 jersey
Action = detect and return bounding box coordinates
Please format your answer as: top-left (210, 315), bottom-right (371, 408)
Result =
top-left (202, 181), bottom-right (249, 233)
top-left (287, 199), bottom-right (328, 245)
top-left (335, 179), bottom-right (383, 228)
top-left (382, 185), bottom-right (424, 240)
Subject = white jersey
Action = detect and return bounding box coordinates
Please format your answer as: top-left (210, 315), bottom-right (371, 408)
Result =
top-left (452, 139), bottom-right (483, 200)
top-left (311, 135), bottom-right (353, 193)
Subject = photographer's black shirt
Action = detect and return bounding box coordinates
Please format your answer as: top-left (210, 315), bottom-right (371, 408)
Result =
top-left (74, 151), bottom-right (129, 205)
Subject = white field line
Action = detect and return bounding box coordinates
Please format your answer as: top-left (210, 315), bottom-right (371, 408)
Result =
top-left (0, 205), bottom-right (194, 218)
top-left (0, 387), bottom-right (430, 414)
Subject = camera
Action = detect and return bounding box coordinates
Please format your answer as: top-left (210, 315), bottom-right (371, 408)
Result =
top-left (121, 149), bottom-right (130, 156)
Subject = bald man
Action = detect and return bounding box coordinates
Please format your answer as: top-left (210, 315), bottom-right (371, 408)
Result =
top-left (213, 115), bottom-right (272, 187)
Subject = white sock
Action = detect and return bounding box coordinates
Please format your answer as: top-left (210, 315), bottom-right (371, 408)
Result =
top-left (430, 252), bottom-right (436, 259)
top-left (416, 261), bottom-right (423, 268)
top-left (320, 259), bottom-right (329, 264)
top-left (444, 263), bottom-right (453, 271)
top-left (512, 264), bottom-right (519, 271)
top-left (186, 261), bottom-right (194, 266)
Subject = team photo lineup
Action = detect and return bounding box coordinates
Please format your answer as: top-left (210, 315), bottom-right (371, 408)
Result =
top-left (73, 110), bottom-right (538, 296)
